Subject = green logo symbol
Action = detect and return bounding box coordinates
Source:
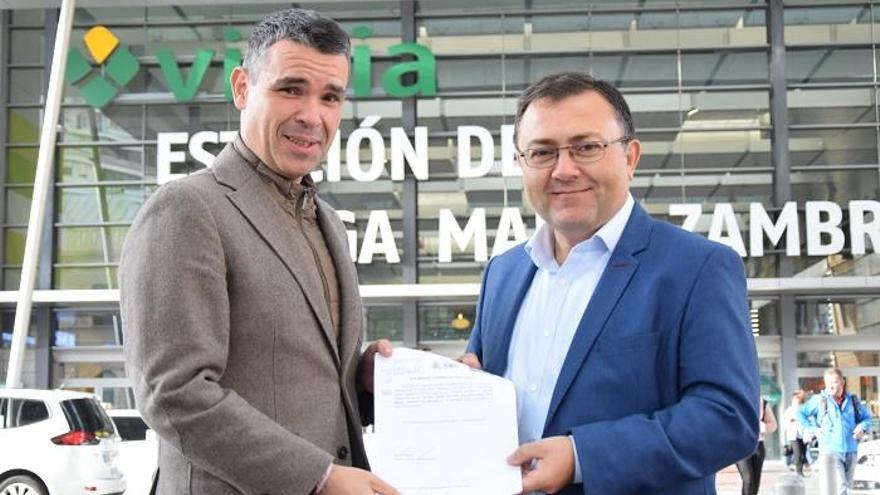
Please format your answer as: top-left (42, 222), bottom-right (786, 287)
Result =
top-left (65, 26), bottom-right (140, 108)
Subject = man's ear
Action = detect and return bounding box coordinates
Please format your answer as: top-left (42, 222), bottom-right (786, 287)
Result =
top-left (231, 66), bottom-right (249, 110)
top-left (625, 138), bottom-right (642, 181)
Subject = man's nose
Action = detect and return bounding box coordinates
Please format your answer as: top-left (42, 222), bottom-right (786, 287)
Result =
top-left (551, 148), bottom-right (581, 180)
top-left (294, 97), bottom-right (322, 127)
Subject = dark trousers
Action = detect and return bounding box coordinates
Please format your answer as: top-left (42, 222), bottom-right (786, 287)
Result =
top-left (736, 441), bottom-right (766, 495)
top-left (790, 438), bottom-right (806, 475)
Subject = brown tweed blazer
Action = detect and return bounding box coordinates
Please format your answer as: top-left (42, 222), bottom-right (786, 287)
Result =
top-left (120, 139), bottom-right (368, 495)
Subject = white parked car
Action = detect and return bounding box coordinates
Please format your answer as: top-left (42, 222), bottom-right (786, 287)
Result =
top-left (0, 388), bottom-right (125, 495)
top-left (854, 438), bottom-right (880, 490)
top-left (106, 409), bottom-right (157, 495)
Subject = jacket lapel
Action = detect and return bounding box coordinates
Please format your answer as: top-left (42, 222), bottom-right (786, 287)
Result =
top-left (213, 144), bottom-right (340, 366)
top-left (544, 204), bottom-right (653, 429)
top-left (484, 253), bottom-right (537, 376)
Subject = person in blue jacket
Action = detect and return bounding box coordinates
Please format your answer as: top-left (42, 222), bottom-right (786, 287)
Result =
top-left (798, 367), bottom-right (873, 494)
top-left (459, 72), bottom-right (760, 495)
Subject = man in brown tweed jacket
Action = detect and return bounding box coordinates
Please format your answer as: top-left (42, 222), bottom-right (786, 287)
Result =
top-left (120, 8), bottom-right (398, 495)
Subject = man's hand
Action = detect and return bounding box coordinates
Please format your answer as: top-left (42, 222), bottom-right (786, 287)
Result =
top-left (456, 352), bottom-right (482, 370)
top-left (508, 436), bottom-right (575, 494)
top-left (854, 425), bottom-right (866, 441)
top-left (357, 339), bottom-right (393, 394)
top-left (321, 465), bottom-right (399, 495)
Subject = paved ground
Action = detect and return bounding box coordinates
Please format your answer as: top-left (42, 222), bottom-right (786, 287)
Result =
top-left (715, 460), bottom-right (880, 494)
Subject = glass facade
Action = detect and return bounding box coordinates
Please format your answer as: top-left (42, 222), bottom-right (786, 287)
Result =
top-left (0, 0), bottom-right (877, 449)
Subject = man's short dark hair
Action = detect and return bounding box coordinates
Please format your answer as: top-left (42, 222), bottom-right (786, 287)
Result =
top-left (244, 8), bottom-right (350, 79)
top-left (514, 72), bottom-right (636, 146)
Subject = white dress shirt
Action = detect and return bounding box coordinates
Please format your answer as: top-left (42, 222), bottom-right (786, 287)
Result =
top-left (504, 193), bottom-right (635, 487)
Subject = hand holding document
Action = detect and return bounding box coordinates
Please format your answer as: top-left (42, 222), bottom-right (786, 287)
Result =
top-left (372, 348), bottom-right (522, 495)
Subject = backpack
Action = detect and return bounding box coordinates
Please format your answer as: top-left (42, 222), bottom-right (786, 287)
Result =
top-left (820, 393), bottom-right (862, 424)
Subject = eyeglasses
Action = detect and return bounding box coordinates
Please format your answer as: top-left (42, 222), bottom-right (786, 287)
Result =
top-left (517, 136), bottom-right (632, 169)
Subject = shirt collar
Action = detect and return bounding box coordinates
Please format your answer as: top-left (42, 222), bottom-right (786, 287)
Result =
top-left (525, 193), bottom-right (635, 269)
top-left (232, 133), bottom-right (317, 207)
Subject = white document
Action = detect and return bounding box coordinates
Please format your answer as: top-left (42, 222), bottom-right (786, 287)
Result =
top-left (372, 348), bottom-right (522, 495)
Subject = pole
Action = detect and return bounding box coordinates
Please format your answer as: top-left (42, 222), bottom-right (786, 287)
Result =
top-left (5, 0), bottom-right (76, 388)
top-left (817, 453), bottom-right (838, 495)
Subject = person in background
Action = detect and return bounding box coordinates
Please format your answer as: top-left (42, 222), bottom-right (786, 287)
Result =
top-left (783, 390), bottom-right (808, 476)
top-left (798, 368), bottom-right (873, 495)
top-left (736, 398), bottom-right (777, 495)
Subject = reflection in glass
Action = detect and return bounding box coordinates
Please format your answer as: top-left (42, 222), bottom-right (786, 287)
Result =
top-left (419, 304), bottom-right (475, 341)
top-left (57, 187), bottom-right (144, 224)
top-left (8, 109), bottom-right (41, 144)
top-left (751, 299), bottom-right (780, 335)
top-left (146, 103), bottom-right (234, 136)
top-left (53, 266), bottom-right (119, 290)
top-left (789, 128), bottom-right (878, 167)
top-left (787, 88), bottom-right (877, 125)
top-left (0, 312), bottom-right (37, 387)
top-left (798, 351), bottom-right (880, 368)
top-left (53, 309), bottom-right (123, 348)
top-left (4, 228), bottom-right (27, 264)
top-left (10, 29), bottom-right (43, 65)
top-left (10, 69), bottom-right (42, 104)
top-left (791, 169), bottom-right (879, 204)
top-left (796, 297), bottom-right (880, 336)
top-left (58, 146), bottom-right (145, 182)
top-left (61, 106), bottom-right (143, 143)
top-left (7, 148), bottom-right (38, 183)
top-left (53, 362), bottom-right (126, 380)
top-left (6, 187), bottom-right (32, 225)
top-left (3, 268), bottom-right (21, 291)
top-left (55, 226), bottom-right (129, 264)
top-left (786, 48), bottom-right (873, 84)
top-left (793, 253), bottom-right (880, 279)
top-left (366, 305), bottom-right (403, 342)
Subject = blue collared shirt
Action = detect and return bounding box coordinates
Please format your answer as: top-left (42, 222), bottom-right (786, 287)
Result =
top-left (504, 193), bottom-right (634, 486)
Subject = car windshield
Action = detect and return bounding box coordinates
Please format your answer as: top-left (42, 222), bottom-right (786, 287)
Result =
top-left (113, 416), bottom-right (148, 441)
top-left (60, 398), bottom-right (116, 437)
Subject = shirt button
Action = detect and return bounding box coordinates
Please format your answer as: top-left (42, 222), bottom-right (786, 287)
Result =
top-left (529, 384), bottom-right (538, 393)
top-left (337, 446), bottom-right (349, 460)
top-left (558, 278), bottom-right (567, 286)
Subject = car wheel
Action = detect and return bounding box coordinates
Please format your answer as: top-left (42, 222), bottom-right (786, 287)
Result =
top-left (0, 475), bottom-right (47, 495)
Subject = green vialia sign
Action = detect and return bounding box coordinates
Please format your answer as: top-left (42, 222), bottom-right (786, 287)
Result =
top-left (66, 25), bottom-right (437, 108)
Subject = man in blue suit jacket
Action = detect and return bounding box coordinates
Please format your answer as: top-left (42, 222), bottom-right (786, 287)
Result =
top-left (461, 73), bottom-right (760, 494)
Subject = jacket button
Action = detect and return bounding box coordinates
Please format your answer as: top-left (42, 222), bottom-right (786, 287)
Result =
top-left (337, 446), bottom-right (349, 460)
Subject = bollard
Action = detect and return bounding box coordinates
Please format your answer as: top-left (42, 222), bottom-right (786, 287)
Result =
top-left (817, 453), bottom-right (839, 495)
top-left (774, 473), bottom-right (805, 495)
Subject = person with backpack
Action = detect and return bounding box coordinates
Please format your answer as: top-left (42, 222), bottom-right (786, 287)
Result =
top-left (798, 368), bottom-right (873, 494)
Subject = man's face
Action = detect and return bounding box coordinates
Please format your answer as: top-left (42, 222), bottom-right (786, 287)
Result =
top-left (231, 40), bottom-right (349, 181)
top-left (825, 373), bottom-right (844, 398)
top-left (516, 90), bottom-right (641, 242)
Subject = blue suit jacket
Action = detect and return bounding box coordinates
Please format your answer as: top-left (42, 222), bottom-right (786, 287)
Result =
top-left (467, 203), bottom-right (760, 495)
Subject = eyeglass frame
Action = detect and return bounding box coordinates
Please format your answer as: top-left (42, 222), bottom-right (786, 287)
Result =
top-left (515, 135), bottom-right (634, 169)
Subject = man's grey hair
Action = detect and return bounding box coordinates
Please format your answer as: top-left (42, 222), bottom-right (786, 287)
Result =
top-left (824, 368), bottom-right (845, 380)
top-left (244, 8), bottom-right (351, 78)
